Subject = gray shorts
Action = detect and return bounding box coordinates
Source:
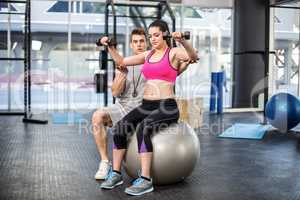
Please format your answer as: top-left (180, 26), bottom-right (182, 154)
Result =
top-left (98, 101), bottom-right (142, 126)
top-left (105, 102), bottom-right (136, 125)
top-left (106, 102), bottom-right (128, 125)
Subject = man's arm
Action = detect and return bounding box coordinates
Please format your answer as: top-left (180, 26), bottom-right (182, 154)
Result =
top-left (111, 69), bottom-right (127, 97)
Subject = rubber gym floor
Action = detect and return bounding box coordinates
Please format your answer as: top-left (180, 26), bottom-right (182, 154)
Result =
top-left (1, 112), bottom-right (300, 200)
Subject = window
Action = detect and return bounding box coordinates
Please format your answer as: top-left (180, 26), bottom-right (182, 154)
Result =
top-left (184, 6), bottom-right (202, 18)
top-left (172, 6), bottom-right (202, 18)
top-left (0, 3), bottom-right (17, 12)
top-left (82, 2), bottom-right (105, 14)
top-left (48, 1), bottom-right (69, 13)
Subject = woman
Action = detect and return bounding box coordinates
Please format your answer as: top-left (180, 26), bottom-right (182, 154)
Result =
top-left (99, 19), bottom-right (198, 196)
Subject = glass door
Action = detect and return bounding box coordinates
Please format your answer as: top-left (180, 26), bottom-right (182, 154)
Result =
top-left (270, 1), bottom-right (300, 97)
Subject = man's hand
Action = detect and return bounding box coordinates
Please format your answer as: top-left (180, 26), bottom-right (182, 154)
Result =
top-left (116, 64), bottom-right (127, 71)
top-left (117, 67), bottom-right (128, 75)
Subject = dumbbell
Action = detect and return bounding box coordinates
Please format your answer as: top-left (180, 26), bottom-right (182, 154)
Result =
top-left (96, 37), bottom-right (117, 47)
top-left (163, 31), bottom-right (190, 40)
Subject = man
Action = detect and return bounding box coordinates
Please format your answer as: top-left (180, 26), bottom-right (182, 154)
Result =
top-left (92, 28), bottom-right (147, 180)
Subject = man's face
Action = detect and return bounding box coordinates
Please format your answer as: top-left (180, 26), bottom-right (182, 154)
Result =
top-left (130, 34), bottom-right (147, 55)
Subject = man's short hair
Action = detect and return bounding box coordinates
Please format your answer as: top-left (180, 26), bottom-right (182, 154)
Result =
top-left (130, 28), bottom-right (146, 41)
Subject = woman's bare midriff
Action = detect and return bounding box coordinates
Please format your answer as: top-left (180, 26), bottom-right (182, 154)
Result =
top-left (143, 80), bottom-right (175, 100)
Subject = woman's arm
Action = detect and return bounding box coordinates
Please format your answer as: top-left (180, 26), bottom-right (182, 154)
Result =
top-left (100, 37), bottom-right (147, 68)
top-left (107, 46), bottom-right (147, 67)
top-left (177, 59), bottom-right (191, 76)
top-left (111, 69), bottom-right (127, 97)
top-left (178, 40), bottom-right (198, 62)
top-left (171, 32), bottom-right (198, 63)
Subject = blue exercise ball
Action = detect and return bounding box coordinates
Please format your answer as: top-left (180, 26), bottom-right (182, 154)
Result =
top-left (265, 93), bottom-right (300, 132)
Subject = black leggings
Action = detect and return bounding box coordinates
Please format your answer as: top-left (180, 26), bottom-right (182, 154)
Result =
top-left (112, 98), bottom-right (179, 153)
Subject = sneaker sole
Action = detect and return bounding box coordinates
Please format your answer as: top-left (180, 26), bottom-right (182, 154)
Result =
top-left (125, 187), bottom-right (154, 196)
top-left (95, 176), bottom-right (106, 180)
top-left (100, 180), bottom-right (124, 189)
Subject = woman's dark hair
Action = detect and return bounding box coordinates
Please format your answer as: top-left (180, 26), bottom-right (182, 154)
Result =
top-left (148, 19), bottom-right (171, 47)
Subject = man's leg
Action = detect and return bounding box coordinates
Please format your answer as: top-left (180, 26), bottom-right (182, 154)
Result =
top-left (92, 108), bottom-right (112, 179)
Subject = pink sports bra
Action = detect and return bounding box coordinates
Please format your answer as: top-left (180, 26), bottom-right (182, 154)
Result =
top-left (142, 48), bottom-right (178, 83)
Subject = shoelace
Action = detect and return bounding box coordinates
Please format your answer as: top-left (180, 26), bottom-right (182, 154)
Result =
top-left (105, 168), bottom-right (113, 180)
top-left (132, 178), bottom-right (144, 186)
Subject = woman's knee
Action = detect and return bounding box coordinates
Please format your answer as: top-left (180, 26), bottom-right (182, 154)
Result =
top-left (113, 119), bottom-right (135, 149)
top-left (136, 123), bottom-right (154, 153)
top-left (136, 121), bottom-right (153, 140)
top-left (136, 120), bottom-right (173, 140)
top-left (115, 118), bottom-right (135, 134)
top-left (112, 127), bottom-right (127, 149)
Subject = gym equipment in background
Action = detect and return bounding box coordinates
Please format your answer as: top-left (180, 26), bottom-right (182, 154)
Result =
top-left (218, 123), bottom-right (272, 140)
top-left (0, 0), bottom-right (47, 124)
top-left (265, 92), bottom-right (300, 132)
top-left (209, 71), bottom-right (225, 114)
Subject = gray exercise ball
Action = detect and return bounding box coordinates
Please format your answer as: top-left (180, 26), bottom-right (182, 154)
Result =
top-left (123, 122), bottom-right (200, 185)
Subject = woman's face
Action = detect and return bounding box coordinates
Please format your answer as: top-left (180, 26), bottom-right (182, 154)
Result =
top-left (148, 26), bottom-right (167, 49)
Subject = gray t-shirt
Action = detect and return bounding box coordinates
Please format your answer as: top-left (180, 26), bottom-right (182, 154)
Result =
top-left (117, 65), bottom-right (145, 108)
top-left (107, 65), bottom-right (145, 125)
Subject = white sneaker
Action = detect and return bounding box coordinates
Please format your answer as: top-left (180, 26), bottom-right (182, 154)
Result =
top-left (95, 160), bottom-right (111, 180)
